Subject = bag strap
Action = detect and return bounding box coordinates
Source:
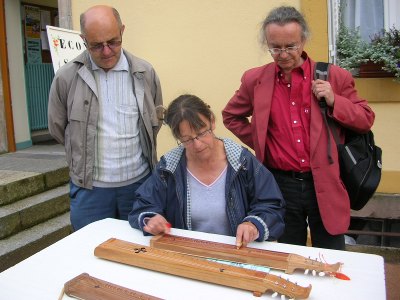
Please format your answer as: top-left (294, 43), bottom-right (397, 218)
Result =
top-left (314, 62), bottom-right (330, 81)
top-left (314, 62), bottom-right (339, 164)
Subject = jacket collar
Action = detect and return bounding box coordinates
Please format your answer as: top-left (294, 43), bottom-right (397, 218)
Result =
top-left (162, 138), bottom-right (243, 173)
top-left (73, 49), bottom-right (147, 74)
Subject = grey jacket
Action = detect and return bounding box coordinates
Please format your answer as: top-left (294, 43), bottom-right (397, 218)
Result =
top-left (48, 50), bottom-right (163, 189)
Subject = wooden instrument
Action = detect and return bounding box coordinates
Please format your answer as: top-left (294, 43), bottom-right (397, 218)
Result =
top-left (63, 272), bottom-right (163, 300)
top-left (150, 234), bottom-right (342, 275)
top-left (94, 238), bottom-right (312, 299)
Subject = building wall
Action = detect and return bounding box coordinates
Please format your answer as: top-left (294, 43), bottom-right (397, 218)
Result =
top-left (69, 0), bottom-right (399, 193)
top-left (5, 0), bottom-right (31, 149)
top-left (0, 58), bottom-right (7, 153)
top-left (71, 0), bottom-right (290, 153)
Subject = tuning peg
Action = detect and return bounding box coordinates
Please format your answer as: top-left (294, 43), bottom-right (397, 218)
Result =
top-left (319, 271), bottom-right (326, 276)
top-left (304, 269), bottom-right (310, 275)
top-left (271, 292), bottom-right (278, 297)
top-left (280, 295), bottom-right (286, 300)
top-left (312, 270), bottom-right (317, 276)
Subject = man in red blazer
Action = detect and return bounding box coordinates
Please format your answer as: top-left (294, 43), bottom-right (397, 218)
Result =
top-left (222, 6), bottom-right (375, 249)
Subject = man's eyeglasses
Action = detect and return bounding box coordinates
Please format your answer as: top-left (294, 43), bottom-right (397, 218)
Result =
top-left (267, 45), bottom-right (300, 56)
top-left (177, 129), bottom-right (212, 146)
top-left (88, 39), bottom-right (122, 52)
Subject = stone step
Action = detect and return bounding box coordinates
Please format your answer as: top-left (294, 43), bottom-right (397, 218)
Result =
top-left (0, 212), bottom-right (72, 272)
top-left (0, 184), bottom-right (70, 239)
top-left (0, 150), bottom-right (69, 206)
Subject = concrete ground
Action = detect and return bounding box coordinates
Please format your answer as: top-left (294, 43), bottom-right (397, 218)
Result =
top-left (0, 141), bottom-right (67, 185)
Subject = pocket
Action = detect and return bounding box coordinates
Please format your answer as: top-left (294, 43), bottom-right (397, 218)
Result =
top-left (116, 104), bottom-right (139, 135)
top-left (68, 102), bottom-right (87, 172)
top-left (116, 104), bottom-right (138, 116)
top-left (70, 101), bottom-right (86, 122)
top-left (69, 182), bottom-right (82, 200)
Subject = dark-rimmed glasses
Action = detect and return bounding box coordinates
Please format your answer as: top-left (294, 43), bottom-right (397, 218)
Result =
top-left (88, 39), bottom-right (122, 52)
top-left (84, 33), bottom-right (123, 53)
top-left (177, 128), bottom-right (212, 146)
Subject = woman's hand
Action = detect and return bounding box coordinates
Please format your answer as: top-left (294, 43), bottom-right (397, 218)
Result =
top-left (143, 214), bottom-right (171, 235)
top-left (235, 221), bottom-right (259, 248)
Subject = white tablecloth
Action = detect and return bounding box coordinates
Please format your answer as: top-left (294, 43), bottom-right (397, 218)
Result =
top-left (0, 218), bottom-right (386, 300)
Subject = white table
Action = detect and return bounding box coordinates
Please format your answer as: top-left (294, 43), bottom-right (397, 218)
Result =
top-left (0, 218), bottom-right (386, 300)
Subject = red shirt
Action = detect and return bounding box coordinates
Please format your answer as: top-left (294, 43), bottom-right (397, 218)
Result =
top-left (265, 55), bottom-right (312, 172)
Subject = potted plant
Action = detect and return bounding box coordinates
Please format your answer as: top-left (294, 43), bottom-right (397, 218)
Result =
top-left (336, 24), bottom-right (369, 76)
top-left (363, 27), bottom-right (400, 79)
top-left (336, 23), bottom-right (400, 80)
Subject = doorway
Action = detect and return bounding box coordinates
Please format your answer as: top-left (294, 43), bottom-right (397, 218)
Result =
top-left (21, 1), bottom-right (58, 140)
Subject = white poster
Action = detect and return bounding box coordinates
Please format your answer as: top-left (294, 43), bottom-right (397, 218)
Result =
top-left (46, 25), bottom-right (87, 73)
top-left (26, 38), bottom-right (42, 64)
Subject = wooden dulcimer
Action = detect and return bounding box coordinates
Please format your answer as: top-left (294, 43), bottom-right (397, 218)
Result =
top-left (150, 234), bottom-right (342, 276)
top-left (64, 272), bottom-right (163, 300)
top-left (94, 238), bottom-right (312, 299)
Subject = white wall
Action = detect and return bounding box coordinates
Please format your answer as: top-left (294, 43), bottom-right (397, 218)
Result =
top-left (6, 0), bottom-right (31, 148)
top-left (71, 0), bottom-right (290, 155)
top-left (0, 58), bottom-right (7, 153)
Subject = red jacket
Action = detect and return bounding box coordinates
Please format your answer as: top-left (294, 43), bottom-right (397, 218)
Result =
top-left (222, 59), bottom-right (375, 235)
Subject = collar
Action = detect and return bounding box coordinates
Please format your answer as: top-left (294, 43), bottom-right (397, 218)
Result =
top-left (162, 138), bottom-right (243, 173)
top-left (90, 49), bottom-right (129, 72)
top-left (274, 51), bottom-right (310, 80)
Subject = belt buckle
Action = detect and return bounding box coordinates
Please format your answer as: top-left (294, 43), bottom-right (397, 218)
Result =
top-left (294, 175), bottom-right (304, 181)
top-left (293, 172), bottom-right (304, 181)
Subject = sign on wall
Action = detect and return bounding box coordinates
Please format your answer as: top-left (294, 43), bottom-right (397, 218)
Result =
top-left (26, 38), bottom-right (42, 64)
top-left (25, 5), bottom-right (41, 39)
top-left (46, 26), bottom-right (87, 73)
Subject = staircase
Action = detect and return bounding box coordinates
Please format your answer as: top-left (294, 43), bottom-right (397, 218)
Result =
top-left (0, 143), bottom-right (72, 272)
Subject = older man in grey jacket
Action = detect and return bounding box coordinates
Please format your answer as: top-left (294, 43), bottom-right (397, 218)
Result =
top-left (48, 5), bottom-right (163, 231)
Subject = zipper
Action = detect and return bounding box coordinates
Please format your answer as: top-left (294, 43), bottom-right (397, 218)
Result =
top-left (83, 96), bottom-right (92, 187)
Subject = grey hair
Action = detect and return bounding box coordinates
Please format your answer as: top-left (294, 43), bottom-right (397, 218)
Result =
top-left (164, 94), bottom-right (215, 140)
top-left (80, 6), bottom-right (123, 34)
top-left (259, 6), bottom-right (310, 48)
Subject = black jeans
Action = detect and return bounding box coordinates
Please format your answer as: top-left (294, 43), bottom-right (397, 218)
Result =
top-left (271, 169), bottom-right (345, 250)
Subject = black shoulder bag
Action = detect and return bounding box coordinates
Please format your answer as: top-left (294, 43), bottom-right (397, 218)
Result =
top-left (315, 62), bottom-right (383, 210)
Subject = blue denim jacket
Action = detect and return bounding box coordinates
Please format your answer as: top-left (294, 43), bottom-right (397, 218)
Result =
top-left (129, 138), bottom-right (285, 241)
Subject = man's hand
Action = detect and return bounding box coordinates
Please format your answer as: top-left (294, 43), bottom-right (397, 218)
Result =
top-left (312, 79), bottom-right (335, 107)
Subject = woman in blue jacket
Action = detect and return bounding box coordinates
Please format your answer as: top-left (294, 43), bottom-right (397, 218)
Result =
top-left (129, 94), bottom-right (285, 247)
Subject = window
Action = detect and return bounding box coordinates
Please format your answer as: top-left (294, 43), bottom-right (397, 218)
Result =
top-left (329, 0), bottom-right (400, 64)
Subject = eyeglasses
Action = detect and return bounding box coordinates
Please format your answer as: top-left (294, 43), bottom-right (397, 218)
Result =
top-left (177, 128), bottom-right (212, 146)
top-left (87, 39), bottom-right (122, 52)
top-left (267, 45), bottom-right (300, 55)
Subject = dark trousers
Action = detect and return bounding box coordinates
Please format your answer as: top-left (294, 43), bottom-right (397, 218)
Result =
top-left (69, 173), bottom-right (150, 231)
top-left (271, 169), bottom-right (345, 250)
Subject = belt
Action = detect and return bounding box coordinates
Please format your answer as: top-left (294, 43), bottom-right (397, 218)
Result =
top-left (269, 168), bottom-right (313, 181)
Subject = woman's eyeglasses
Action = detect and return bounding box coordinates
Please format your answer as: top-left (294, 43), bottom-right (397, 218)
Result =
top-left (177, 129), bottom-right (212, 146)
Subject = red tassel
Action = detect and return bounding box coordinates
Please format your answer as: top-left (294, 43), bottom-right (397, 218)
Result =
top-left (334, 272), bottom-right (350, 280)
